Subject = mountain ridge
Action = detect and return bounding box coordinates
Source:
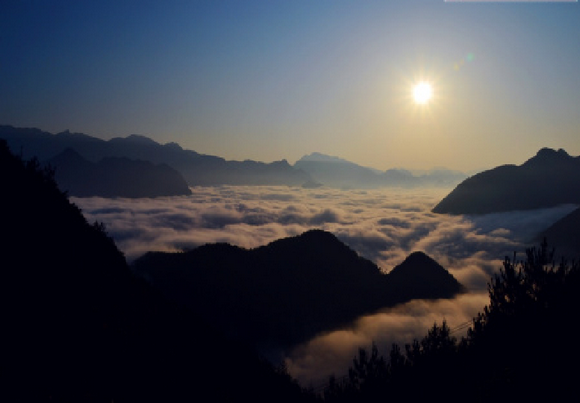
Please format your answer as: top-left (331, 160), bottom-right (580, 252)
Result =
top-left (433, 147), bottom-right (580, 214)
top-left (47, 148), bottom-right (192, 197)
top-left (1, 125), bottom-right (466, 189)
top-left (295, 151), bottom-right (467, 188)
top-left (0, 125), bottom-right (313, 187)
top-left (387, 251), bottom-right (466, 300)
top-left (132, 229), bottom-right (465, 352)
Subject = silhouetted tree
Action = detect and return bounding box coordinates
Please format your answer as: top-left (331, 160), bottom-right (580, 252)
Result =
top-left (324, 240), bottom-right (580, 402)
top-left (349, 343), bottom-right (386, 385)
top-left (324, 321), bottom-right (458, 402)
top-left (463, 240), bottom-right (580, 401)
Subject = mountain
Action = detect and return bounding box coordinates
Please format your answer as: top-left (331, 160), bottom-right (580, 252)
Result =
top-left (0, 125), bottom-right (313, 187)
top-left (47, 148), bottom-right (192, 197)
top-left (294, 152), bottom-right (466, 188)
top-left (132, 230), bottom-right (465, 352)
top-left (433, 148), bottom-right (580, 214)
top-left (418, 168), bottom-right (470, 187)
top-left (537, 207), bottom-right (580, 260)
top-left (387, 251), bottom-right (466, 300)
top-left (0, 139), bottom-right (312, 402)
top-left (294, 153), bottom-right (389, 188)
top-left (297, 151), bottom-right (355, 164)
top-left (1, 125), bottom-right (466, 189)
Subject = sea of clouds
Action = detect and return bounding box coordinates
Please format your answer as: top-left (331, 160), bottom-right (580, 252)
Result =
top-left (72, 186), bottom-right (577, 387)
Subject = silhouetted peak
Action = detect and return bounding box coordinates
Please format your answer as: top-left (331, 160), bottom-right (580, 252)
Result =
top-left (434, 147), bottom-right (580, 214)
top-left (269, 159), bottom-right (291, 168)
top-left (384, 168), bottom-right (414, 178)
top-left (298, 229), bottom-right (339, 243)
top-left (297, 152), bottom-right (349, 163)
top-left (387, 251), bottom-right (465, 294)
top-left (128, 134), bottom-right (158, 144)
top-left (389, 251), bottom-right (450, 278)
top-left (525, 147), bottom-right (572, 167)
top-left (263, 229), bottom-right (343, 251)
top-left (164, 141), bottom-right (184, 151)
top-left (194, 242), bottom-right (245, 255)
top-left (114, 134), bottom-right (159, 146)
top-left (536, 147), bottom-right (569, 157)
top-left (395, 251), bottom-right (437, 268)
top-left (258, 229), bottom-right (361, 263)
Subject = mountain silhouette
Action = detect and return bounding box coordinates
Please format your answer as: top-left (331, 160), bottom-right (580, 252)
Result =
top-left (295, 152), bottom-right (466, 189)
top-left (0, 139), bottom-right (312, 402)
top-left (433, 148), bottom-right (580, 214)
top-left (47, 148), bottom-right (192, 197)
top-left (132, 230), bottom-right (464, 352)
top-left (0, 125), bottom-right (313, 187)
top-left (294, 153), bottom-right (388, 188)
top-left (386, 251), bottom-right (466, 300)
top-left (537, 206), bottom-right (580, 260)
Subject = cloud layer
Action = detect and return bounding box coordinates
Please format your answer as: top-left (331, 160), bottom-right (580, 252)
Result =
top-left (72, 186), bottom-right (577, 387)
top-left (286, 292), bottom-right (489, 387)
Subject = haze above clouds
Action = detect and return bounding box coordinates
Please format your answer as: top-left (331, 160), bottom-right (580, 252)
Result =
top-left (73, 186), bottom-right (577, 386)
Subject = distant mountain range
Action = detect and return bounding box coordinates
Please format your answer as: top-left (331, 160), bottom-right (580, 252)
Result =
top-left (0, 125), bottom-right (313, 189)
top-left (1, 125), bottom-right (467, 192)
top-left (132, 230), bottom-right (465, 351)
top-left (295, 152), bottom-right (467, 188)
top-left (47, 148), bottom-right (192, 197)
top-left (433, 148), bottom-right (580, 214)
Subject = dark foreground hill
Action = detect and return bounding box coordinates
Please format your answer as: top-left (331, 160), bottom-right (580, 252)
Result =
top-left (47, 148), bottom-right (192, 197)
top-left (0, 125), bottom-right (313, 187)
top-left (538, 207), bottom-right (580, 260)
top-left (433, 148), bottom-right (580, 214)
top-left (132, 232), bottom-right (464, 351)
top-left (0, 139), bottom-right (312, 403)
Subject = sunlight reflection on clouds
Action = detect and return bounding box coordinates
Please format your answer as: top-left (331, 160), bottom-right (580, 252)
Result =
top-left (286, 293), bottom-right (490, 387)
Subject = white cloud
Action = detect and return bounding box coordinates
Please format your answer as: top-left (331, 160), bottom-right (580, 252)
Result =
top-left (285, 293), bottom-right (489, 387)
top-left (71, 186), bottom-right (576, 387)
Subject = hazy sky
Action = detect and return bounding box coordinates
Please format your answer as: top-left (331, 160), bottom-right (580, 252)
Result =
top-left (2, 0), bottom-right (579, 171)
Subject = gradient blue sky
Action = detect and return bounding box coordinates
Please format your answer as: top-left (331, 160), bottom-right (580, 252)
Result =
top-left (2, 0), bottom-right (579, 171)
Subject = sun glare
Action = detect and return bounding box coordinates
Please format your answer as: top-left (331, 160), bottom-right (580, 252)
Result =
top-left (413, 81), bottom-right (433, 105)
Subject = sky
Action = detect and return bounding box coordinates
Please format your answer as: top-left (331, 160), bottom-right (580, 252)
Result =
top-left (2, 0), bottom-right (580, 171)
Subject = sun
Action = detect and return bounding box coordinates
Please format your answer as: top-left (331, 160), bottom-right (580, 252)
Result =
top-left (412, 81), bottom-right (433, 105)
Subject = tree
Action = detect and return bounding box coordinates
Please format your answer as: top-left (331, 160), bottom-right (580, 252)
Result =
top-left (348, 343), bottom-right (387, 389)
top-left (464, 239), bottom-right (580, 401)
top-left (325, 239), bottom-right (580, 402)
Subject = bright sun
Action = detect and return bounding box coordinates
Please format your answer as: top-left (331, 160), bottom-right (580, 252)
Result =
top-left (413, 81), bottom-right (433, 105)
